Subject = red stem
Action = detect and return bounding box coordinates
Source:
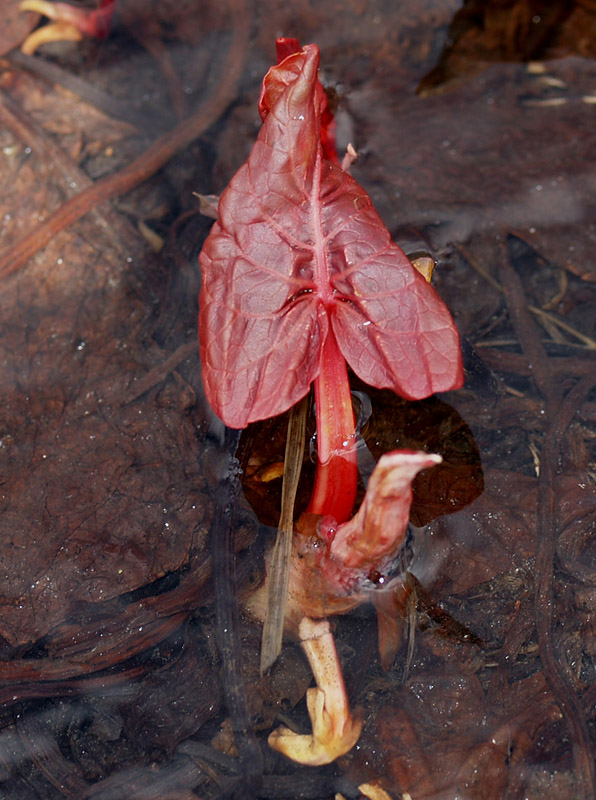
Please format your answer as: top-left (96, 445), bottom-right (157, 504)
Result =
top-left (307, 328), bottom-right (358, 523)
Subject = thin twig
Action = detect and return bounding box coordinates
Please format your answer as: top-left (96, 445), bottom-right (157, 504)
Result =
top-left (498, 248), bottom-right (558, 406)
top-left (121, 340), bottom-right (198, 404)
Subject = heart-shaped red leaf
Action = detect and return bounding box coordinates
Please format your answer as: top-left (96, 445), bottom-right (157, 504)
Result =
top-left (199, 44), bottom-right (463, 429)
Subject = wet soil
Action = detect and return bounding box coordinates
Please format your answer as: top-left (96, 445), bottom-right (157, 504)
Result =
top-left (0, 1), bottom-right (595, 798)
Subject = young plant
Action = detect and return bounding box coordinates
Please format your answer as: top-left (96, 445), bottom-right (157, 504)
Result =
top-left (199, 41), bottom-right (464, 523)
top-left (199, 39), bottom-right (464, 768)
top-left (20, 0), bottom-right (114, 53)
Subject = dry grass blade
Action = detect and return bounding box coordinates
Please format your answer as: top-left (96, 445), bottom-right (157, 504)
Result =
top-left (260, 397), bottom-right (307, 673)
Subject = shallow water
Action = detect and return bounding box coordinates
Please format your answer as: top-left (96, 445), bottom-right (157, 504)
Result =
top-left (0, 1), bottom-right (595, 798)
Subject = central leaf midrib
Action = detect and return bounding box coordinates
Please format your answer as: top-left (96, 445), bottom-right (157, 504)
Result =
top-left (310, 149), bottom-right (333, 308)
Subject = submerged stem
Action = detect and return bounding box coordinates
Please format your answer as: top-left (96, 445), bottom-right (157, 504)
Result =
top-left (307, 327), bottom-right (357, 523)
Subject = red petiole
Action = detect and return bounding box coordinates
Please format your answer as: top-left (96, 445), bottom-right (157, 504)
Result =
top-left (307, 328), bottom-right (357, 524)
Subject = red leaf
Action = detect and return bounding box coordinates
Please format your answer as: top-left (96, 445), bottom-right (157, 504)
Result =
top-left (199, 44), bottom-right (463, 429)
top-left (261, 37), bottom-right (339, 165)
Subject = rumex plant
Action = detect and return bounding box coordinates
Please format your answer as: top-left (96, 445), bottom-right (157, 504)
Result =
top-left (199, 39), bottom-right (463, 523)
top-left (199, 38), bottom-right (464, 768)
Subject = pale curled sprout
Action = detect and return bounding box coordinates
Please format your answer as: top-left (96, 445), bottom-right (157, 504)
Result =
top-left (20, 8), bottom-right (83, 55)
top-left (19, 0), bottom-right (111, 54)
top-left (268, 617), bottom-right (362, 765)
top-left (336, 783), bottom-right (394, 800)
